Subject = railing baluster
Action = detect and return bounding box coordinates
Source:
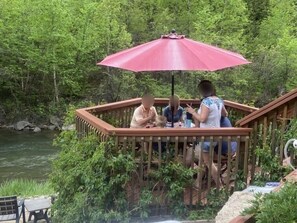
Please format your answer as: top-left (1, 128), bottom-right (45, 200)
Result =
top-left (140, 137), bottom-right (144, 185)
top-left (174, 136), bottom-right (179, 159)
top-left (226, 136), bottom-right (232, 190)
top-left (183, 137), bottom-right (188, 165)
top-left (197, 137), bottom-right (204, 205)
top-left (166, 136), bottom-right (170, 163)
top-left (279, 105), bottom-right (288, 162)
top-left (189, 138), bottom-right (195, 209)
top-left (250, 121), bottom-right (258, 184)
top-left (158, 137), bottom-right (162, 168)
top-left (148, 136), bottom-right (153, 174)
top-left (234, 136), bottom-right (241, 190)
top-left (217, 136), bottom-right (223, 192)
top-left (132, 137), bottom-right (136, 158)
top-left (263, 116), bottom-right (268, 147)
top-left (243, 136), bottom-right (249, 186)
top-left (121, 108), bottom-right (125, 128)
top-left (207, 137), bottom-right (214, 192)
top-left (271, 113), bottom-right (277, 156)
top-left (123, 137), bottom-right (127, 153)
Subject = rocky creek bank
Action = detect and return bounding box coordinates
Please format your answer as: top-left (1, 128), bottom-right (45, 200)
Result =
top-left (0, 116), bottom-right (75, 132)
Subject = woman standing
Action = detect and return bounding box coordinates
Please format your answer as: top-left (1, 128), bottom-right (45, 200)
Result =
top-left (186, 80), bottom-right (227, 187)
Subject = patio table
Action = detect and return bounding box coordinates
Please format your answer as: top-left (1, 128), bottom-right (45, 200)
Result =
top-left (25, 198), bottom-right (51, 223)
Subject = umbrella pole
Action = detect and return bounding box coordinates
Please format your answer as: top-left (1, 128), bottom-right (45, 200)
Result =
top-left (171, 72), bottom-right (174, 128)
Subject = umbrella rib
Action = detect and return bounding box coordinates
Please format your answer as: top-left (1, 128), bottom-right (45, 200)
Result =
top-left (180, 40), bottom-right (212, 70)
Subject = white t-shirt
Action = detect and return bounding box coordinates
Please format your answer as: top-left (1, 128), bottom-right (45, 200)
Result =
top-left (130, 105), bottom-right (157, 128)
top-left (198, 97), bottom-right (223, 128)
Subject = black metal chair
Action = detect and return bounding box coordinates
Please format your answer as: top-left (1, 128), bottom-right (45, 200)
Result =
top-left (0, 196), bottom-right (25, 223)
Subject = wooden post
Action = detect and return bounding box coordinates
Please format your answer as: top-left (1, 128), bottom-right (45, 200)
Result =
top-left (280, 105), bottom-right (288, 162)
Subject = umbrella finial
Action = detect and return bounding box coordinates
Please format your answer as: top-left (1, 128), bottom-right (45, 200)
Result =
top-left (161, 29), bottom-right (185, 39)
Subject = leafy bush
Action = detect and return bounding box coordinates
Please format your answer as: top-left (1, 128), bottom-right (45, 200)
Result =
top-left (253, 124), bottom-right (290, 185)
top-left (51, 132), bottom-right (136, 223)
top-left (0, 179), bottom-right (53, 197)
top-left (188, 188), bottom-right (228, 220)
top-left (151, 162), bottom-right (195, 218)
top-left (254, 144), bottom-right (289, 185)
top-left (243, 183), bottom-right (297, 223)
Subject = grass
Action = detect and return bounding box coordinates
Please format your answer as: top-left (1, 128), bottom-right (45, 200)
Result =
top-left (0, 179), bottom-right (54, 197)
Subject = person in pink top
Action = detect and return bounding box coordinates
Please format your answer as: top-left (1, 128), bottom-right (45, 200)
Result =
top-left (130, 94), bottom-right (158, 128)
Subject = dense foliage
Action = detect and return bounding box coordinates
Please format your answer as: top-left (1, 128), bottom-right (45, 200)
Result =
top-left (0, 0), bottom-right (296, 123)
top-left (252, 119), bottom-right (297, 185)
top-left (51, 130), bottom-right (199, 222)
top-left (243, 183), bottom-right (297, 223)
top-left (188, 189), bottom-right (229, 220)
top-left (51, 132), bottom-right (136, 222)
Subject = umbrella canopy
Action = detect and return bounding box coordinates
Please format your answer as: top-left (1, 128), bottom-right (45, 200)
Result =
top-left (98, 34), bottom-right (250, 72)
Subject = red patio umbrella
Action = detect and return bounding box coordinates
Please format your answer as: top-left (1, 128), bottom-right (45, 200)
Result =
top-left (98, 32), bottom-right (250, 96)
top-left (98, 31), bottom-right (251, 127)
top-left (99, 34), bottom-right (250, 72)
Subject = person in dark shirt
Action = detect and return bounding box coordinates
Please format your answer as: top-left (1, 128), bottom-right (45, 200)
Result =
top-left (163, 95), bottom-right (184, 123)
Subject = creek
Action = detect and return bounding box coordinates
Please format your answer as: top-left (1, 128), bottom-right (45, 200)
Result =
top-left (0, 128), bottom-right (59, 183)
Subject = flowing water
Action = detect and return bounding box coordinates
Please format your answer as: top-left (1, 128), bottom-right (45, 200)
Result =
top-left (0, 128), bottom-right (59, 183)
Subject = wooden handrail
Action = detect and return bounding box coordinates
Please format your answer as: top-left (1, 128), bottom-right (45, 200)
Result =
top-left (76, 108), bottom-right (251, 137)
top-left (224, 100), bottom-right (258, 113)
top-left (79, 97), bottom-right (257, 114)
top-left (84, 98), bottom-right (142, 112)
top-left (76, 109), bottom-right (115, 134)
top-left (111, 127), bottom-right (251, 137)
top-left (236, 88), bottom-right (297, 127)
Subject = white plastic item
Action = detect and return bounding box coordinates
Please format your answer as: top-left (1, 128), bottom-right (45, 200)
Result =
top-left (284, 138), bottom-right (297, 170)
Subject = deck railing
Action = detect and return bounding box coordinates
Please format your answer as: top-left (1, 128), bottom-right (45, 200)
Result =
top-left (236, 88), bottom-right (297, 182)
top-left (84, 98), bottom-right (257, 128)
top-left (75, 98), bottom-right (255, 207)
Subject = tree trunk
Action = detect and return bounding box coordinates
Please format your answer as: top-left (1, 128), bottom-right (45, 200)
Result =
top-left (53, 64), bottom-right (59, 103)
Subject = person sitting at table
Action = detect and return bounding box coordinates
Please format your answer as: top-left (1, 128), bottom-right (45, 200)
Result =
top-left (218, 116), bottom-right (237, 155)
top-left (130, 94), bottom-right (158, 128)
top-left (186, 80), bottom-right (227, 187)
top-left (163, 95), bottom-right (184, 123)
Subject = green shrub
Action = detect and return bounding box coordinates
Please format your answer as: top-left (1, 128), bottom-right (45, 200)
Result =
top-left (51, 130), bottom-right (231, 222)
top-left (243, 183), bottom-right (297, 223)
top-left (51, 131), bottom-right (136, 223)
top-left (254, 143), bottom-right (289, 185)
top-left (151, 162), bottom-right (195, 218)
top-left (188, 188), bottom-right (228, 220)
top-left (253, 124), bottom-right (290, 185)
top-left (0, 179), bottom-right (53, 197)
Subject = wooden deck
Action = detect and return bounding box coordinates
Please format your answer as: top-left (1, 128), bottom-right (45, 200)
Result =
top-left (75, 92), bottom-right (297, 211)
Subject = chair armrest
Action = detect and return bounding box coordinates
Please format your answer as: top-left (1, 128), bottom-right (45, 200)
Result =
top-left (18, 199), bottom-right (24, 207)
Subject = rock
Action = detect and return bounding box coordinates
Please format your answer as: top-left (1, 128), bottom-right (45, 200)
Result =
top-left (39, 124), bottom-right (48, 129)
top-left (5, 125), bottom-right (14, 129)
top-left (14, 121), bottom-right (32, 131)
top-left (33, 127), bottom-right (41, 133)
top-left (62, 124), bottom-right (75, 131)
top-left (215, 191), bottom-right (255, 223)
top-left (50, 116), bottom-right (61, 129)
top-left (48, 125), bottom-right (56, 131)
